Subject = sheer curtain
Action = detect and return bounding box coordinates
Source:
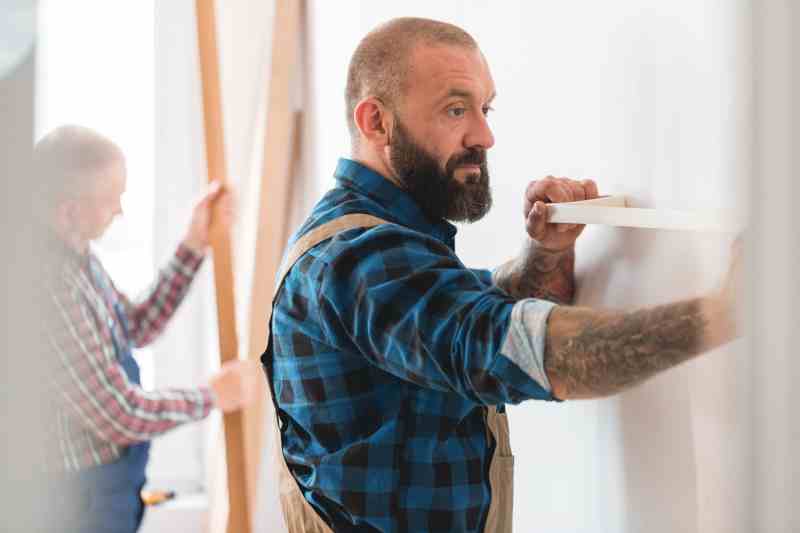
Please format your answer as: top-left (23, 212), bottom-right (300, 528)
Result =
top-left (751, 2), bottom-right (800, 532)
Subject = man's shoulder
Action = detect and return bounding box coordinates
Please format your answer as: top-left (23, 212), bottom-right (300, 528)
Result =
top-left (44, 250), bottom-right (87, 293)
top-left (290, 186), bottom-right (387, 242)
top-left (282, 191), bottom-right (454, 285)
top-left (298, 220), bottom-right (449, 266)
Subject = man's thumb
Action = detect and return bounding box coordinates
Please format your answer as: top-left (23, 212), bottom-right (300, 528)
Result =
top-left (200, 180), bottom-right (223, 205)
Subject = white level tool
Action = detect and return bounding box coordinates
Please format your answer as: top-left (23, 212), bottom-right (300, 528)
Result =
top-left (546, 195), bottom-right (741, 233)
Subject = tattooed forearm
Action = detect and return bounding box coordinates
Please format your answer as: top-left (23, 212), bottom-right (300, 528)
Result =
top-left (544, 297), bottom-right (735, 399)
top-left (494, 242), bottom-right (576, 304)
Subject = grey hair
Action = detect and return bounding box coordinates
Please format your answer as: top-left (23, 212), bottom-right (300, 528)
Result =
top-left (33, 125), bottom-right (124, 206)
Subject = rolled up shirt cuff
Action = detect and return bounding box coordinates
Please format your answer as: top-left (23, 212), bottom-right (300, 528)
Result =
top-left (499, 298), bottom-right (557, 392)
top-left (197, 385), bottom-right (216, 417)
top-left (174, 243), bottom-right (206, 275)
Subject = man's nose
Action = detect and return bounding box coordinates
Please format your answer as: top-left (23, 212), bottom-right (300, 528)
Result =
top-left (464, 113), bottom-right (495, 151)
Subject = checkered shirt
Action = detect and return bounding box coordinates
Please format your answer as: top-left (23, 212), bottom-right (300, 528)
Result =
top-left (266, 159), bottom-right (559, 532)
top-left (44, 239), bottom-right (214, 472)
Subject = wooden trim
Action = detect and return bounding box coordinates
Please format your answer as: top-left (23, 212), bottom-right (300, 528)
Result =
top-left (194, 1), bottom-right (251, 532)
top-left (243, 0), bottom-right (305, 515)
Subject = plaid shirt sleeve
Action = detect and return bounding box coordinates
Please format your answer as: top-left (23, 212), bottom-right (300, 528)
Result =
top-left (47, 262), bottom-right (214, 447)
top-left (115, 244), bottom-right (204, 348)
top-left (470, 267), bottom-right (494, 287)
top-left (317, 225), bottom-right (555, 406)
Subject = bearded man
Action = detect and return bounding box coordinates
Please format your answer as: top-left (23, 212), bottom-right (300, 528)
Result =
top-left (261, 17), bottom-right (741, 533)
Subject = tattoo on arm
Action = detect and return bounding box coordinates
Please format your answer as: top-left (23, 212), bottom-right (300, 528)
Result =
top-left (543, 297), bottom-right (735, 399)
top-left (494, 242), bottom-right (576, 304)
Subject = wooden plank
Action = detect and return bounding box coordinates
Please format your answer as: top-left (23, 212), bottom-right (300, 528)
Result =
top-left (243, 0), bottom-right (305, 513)
top-left (194, 1), bottom-right (250, 532)
top-left (547, 195), bottom-right (741, 233)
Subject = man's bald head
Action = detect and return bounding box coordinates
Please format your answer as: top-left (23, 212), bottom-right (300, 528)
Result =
top-left (345, 17), bottom-right (478, 145)
top-left (35, 125), bottom-right (127, 244)
top-left (34, 125), bottom-right (124, 208)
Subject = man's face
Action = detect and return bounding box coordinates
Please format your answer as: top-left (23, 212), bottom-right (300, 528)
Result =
top-left (63, 158), bottom-right (127, 242)
top-left (388, 44), bottom-right (496, 223)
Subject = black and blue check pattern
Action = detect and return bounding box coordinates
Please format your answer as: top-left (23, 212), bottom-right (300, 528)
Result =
top-left (263, 158), bottom-right (556, 532)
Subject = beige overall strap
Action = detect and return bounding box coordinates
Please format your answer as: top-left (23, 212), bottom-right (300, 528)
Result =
top-left (269, 214), bottom-right (389, 533)
top-left (484, 406), bottom-right (514, 533)
top-left (275, 214), bottom-right (390, 287)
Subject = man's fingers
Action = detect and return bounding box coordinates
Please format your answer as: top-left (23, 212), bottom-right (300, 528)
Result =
top-left (560, 178), bottom-right (586, 202)
top-left (523, 180), bottom-right (539, 217)
top-left (554, 178), bottom-right (581, 231)
top-left (528, 177), bottom-right (571, 204)
top-left (554, 180), bottom-right (573, 204)
top-left (524, 178), bottom-right (562, 217)
top-left (238, 360), bottom-right (260, 402)
top-left (581, 179), bottom-right (599, 200)
top-left (214, 189), bottom-right (234, 213)
top-left (732, 232), bottom-right (745, 255)
top-left (527, 176), bottom-right (591, 204)
top-left (216, 359), bottom-right (260, 410)
top-left (198, 180), bottom-right (224, 207)
top-left (526, 201), bottom-right (548, 240)
top-left (524, 176), bottom-right (601, 228)
top-left (562, 179), bottom-right (583, 231)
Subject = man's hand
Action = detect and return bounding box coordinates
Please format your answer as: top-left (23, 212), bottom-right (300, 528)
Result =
top-left (208, 359), bottom-right (260, 413)
top-left (182, 180), bottom-right (235, 254)
top-left (493, 176), bottom-right (598, 303)
top-left (720, 236), bottom-right (743, 311)
top-left (543, 235), bottom-right (745, 400)
top-left (524, 176), bottom-right (599, 251)
top-left (708, 235), bottom-right (744, 340)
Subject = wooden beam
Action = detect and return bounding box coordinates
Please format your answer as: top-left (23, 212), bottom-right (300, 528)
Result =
top-left (243, 0), bottom-right (305, 514)
top-left (546, 195), bottom-right (740, 233)
top-left (194, 1), bottom-right (250, 532)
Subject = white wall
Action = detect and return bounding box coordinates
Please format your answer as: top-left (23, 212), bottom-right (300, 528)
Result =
top-left (305, 1), bottom-right (750, 532)
top-left (144, 2), bottom-right (800, 532)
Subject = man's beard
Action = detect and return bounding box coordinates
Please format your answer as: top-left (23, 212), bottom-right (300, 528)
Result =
top-left (388, 120), bottom-right (492, 223)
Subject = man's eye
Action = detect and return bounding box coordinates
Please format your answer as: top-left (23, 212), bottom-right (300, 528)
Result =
top-left (448, 107), bottom-right (466, 118)
top-left (482, 105), bottom-right (494, 116)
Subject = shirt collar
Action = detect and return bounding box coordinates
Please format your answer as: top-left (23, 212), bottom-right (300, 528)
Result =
top-left (46, 230), bottom-right (91, 271)
top-left (334, 158), bottom-right (458, 246)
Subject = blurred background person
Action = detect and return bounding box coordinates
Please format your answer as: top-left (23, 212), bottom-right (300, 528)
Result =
top-left (37, 125), bottom-right (258, 533)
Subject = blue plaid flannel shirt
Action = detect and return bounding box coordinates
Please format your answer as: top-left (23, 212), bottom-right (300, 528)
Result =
top-left (264, 158), bottom-right (558, 532)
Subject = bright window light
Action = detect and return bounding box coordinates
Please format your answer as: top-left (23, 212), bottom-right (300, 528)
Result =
top-left (36, 0), bottom-right (156, 388)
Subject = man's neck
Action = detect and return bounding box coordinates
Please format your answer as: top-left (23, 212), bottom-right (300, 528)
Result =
top-left (350, 153), bottom-right (405, 190)
top-left (53, 224), bottom-right (89, 255)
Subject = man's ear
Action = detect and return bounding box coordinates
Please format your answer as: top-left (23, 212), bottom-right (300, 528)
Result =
top-left (353, 97), bottom-right (393, 149)
top-left (53, 200), bottom-right (77, 234)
